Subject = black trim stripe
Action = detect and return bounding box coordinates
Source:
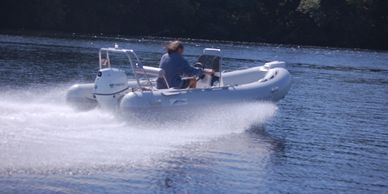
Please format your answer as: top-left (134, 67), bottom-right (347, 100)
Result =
top-left (94, 87), bottom-right (130, 96)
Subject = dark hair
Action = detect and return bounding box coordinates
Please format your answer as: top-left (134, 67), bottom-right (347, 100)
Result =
top-left (166, 41), bottom-right (184, 54)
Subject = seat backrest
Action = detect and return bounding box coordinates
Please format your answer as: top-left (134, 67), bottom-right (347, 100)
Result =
top-left (134, 66), bottom-right (165, 78)
top-left (134, 66), bottom-right (170, 89)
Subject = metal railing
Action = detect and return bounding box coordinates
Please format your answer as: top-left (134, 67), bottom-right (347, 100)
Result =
top-left (98, 47), bottom-right (166, 92)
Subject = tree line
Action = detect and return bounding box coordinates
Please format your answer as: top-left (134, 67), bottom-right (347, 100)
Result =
top-left (1, 0), bottom-right (387, 50)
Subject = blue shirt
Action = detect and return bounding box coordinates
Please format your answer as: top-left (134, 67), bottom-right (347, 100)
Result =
top-left (157, 53), bottom-right (202, 89)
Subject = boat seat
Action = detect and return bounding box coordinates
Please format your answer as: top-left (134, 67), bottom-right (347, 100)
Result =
top-left (134, 66), bottom-right (170, 88)
top-left (134, 66), bottom-right (166, 78)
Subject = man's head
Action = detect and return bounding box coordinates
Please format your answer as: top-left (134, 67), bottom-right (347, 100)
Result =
top-left (166, 41), bottom-right (184, 55)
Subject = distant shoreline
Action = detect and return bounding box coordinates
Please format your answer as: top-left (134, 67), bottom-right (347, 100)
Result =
top-left (1, 1), bottom-right (387, 51)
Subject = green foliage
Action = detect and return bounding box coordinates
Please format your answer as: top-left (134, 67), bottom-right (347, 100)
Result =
top-left (0, 0), bottom-right (386, 49)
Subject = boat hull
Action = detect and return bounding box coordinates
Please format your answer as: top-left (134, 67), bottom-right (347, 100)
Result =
top-left (66, 66), bottom-right (292, 113)
top-left (119, 68), bottom-right (291, 112)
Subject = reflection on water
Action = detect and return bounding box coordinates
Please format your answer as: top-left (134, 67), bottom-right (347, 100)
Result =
top-left (0, 34), bottom-right (387, 193)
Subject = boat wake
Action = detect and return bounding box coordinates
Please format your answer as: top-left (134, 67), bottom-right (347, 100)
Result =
top-left (0, 85), bottom-right (277, 175)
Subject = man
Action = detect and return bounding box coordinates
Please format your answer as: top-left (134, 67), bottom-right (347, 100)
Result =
top-left (156, 41), bottom-right (213, 89)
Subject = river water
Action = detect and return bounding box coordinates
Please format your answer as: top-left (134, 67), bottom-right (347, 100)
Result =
top-left (0, 34), bottom-right (387, 193)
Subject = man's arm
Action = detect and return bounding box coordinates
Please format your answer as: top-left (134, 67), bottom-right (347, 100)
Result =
top-left (182, 59), bottom-right (203, 77)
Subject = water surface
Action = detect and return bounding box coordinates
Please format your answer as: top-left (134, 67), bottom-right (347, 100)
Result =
top-left (0, 34), bottom-right (387, 193)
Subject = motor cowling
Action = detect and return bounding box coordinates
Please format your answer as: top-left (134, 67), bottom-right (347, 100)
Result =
top-left (94, 68), bottom-right (129, 110)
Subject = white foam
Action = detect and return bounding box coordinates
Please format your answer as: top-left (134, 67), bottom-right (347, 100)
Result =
top-left (0, 86), bottom-right (277, 174)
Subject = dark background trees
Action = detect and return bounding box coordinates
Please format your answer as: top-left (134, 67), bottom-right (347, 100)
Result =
top-left (0, 0), bottom-right (387, 50)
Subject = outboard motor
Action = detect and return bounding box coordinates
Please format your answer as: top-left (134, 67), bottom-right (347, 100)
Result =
top-left (94, 68), bottom-right (129, 110)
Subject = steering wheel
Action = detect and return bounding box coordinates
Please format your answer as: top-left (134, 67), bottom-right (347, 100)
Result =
top-left (193, 62), bottom-right (206, 81)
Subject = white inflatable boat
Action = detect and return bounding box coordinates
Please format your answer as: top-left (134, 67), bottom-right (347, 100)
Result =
top-left (66, 47), bottom-right (292, 113)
